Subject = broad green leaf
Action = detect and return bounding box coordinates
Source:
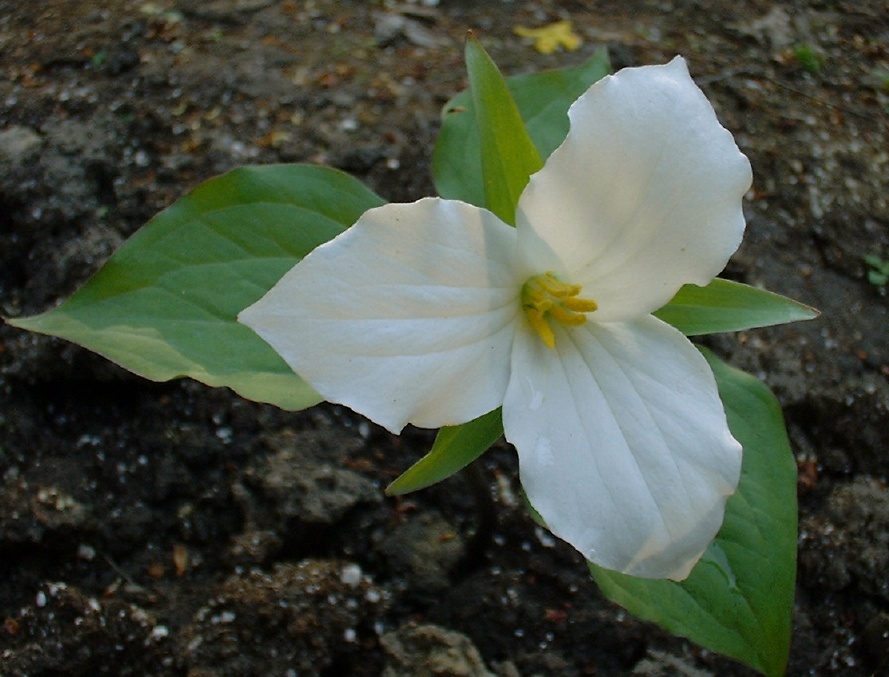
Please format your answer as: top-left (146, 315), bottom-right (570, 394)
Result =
top-left (590, 350), bottom-right (797, 677)
top-left (464, 35), bottom-right (543, 224)
top-left (435, 46), bottom-right (610, 209)
top-left (655, 278), bottom-right (819, 336)
top-left (8, 164), bottom-right (385, 410)
top-left (386, 408), bottom-right (503, 495)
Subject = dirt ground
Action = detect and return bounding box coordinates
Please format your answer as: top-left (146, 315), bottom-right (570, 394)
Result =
top-left (1, 1), bottom-right (888, 675)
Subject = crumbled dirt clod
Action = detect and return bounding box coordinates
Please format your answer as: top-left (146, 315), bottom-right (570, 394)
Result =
top-left (1, 582), bottom-right (169, 676)
top-left (376, 511), bottom-right (466, 595)
top-left (1, 1), bottom-right (888, 675)
top-left (179, 559), bottom-right (388, 677)
top-left (799, 478), bottom-right (889, 602)
top-left (380, 622), bottom-right (496, 677)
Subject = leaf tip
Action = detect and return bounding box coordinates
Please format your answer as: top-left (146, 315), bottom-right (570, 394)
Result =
top-left (384, 475), bottom-right (418, 497)
top-left (799, 303), bottom-right (821, 321)
top-left (4, 312), bottom-right (42, 332)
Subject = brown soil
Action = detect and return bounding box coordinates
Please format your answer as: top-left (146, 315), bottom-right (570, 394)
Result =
top-left (1, 1), bottom-right (888, 675)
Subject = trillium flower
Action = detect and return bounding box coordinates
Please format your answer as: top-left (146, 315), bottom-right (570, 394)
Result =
top-left (239, 57), bottom-right (753, 580)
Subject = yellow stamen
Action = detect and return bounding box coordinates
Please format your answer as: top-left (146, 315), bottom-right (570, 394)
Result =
top-left (564, 296), bottom-right (599, 313)
top-left (520, 272), bottom-right (597, 349)
top-left (549, 305), bottom-right (588, 326)
top-left (525, 309), bottom-right (555, 349)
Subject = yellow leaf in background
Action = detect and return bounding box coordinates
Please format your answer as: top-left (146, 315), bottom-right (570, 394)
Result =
top-left (514, 20), bottom-right (582, 54)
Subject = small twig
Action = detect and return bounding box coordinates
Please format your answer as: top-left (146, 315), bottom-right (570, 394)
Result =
top-left (701, 66), bottom-right (882, 122)
top-left (765, 78), bottom-right (881, 122)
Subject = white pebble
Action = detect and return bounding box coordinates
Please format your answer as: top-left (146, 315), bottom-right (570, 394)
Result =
top-left (340, 563), bottom-right (362, 587)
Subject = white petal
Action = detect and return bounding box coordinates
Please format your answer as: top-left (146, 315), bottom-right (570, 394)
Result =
top-left (239, 197), bottom-right (521, 432)
top-left (516, 57), bottom-right (752, 322)
top-left (503, 315), bottom-right (741, 579)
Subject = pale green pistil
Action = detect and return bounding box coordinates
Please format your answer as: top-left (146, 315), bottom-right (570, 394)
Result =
top-left (520, 272), bottom-right (598, 349)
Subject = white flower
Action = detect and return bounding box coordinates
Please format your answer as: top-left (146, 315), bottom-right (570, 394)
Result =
top-left (239, 57), bottom-right (752, 580)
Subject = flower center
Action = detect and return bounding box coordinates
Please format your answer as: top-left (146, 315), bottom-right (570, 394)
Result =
top-left (520, 272), bottom-right (598, 349)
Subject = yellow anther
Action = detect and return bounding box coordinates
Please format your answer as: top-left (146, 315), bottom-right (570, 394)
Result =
top-left (537, 275), bottom-right (581, 298)
top-left (564, 296), bottom-right (599, 313)
top-left (520, 272), bottom-right (597, 349)
top-left (549, 305), bottom-right (588, 326)
top-left (525, 309), bottom-right (556, 349)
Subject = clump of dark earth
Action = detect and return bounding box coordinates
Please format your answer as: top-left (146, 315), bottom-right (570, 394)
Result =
top-left (2, 1), bottom-right (888, 675)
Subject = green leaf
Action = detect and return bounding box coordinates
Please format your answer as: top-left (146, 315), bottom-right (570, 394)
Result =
top-left (386, 408), bottom-right (503, 495)
top-left (435, 46), bottom-right (610, 209)
top-left (654, 278), bottom-right (819, 336)
top-left (8, 164), bottom-right (385, 410)
top-left (864, 254), bottom-right (889, 286)
top-left (463, 34), bottom-right (543, 224)
top-left (868, 269), bottom-right (889, 286)
top-left (589, 350), bottom-right (797, 677)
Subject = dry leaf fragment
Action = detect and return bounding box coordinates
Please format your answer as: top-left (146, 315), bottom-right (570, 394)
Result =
top-left (514, 20), bottom-right (582, 54)
top-left (173, 544), bottom-right (189, 576)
